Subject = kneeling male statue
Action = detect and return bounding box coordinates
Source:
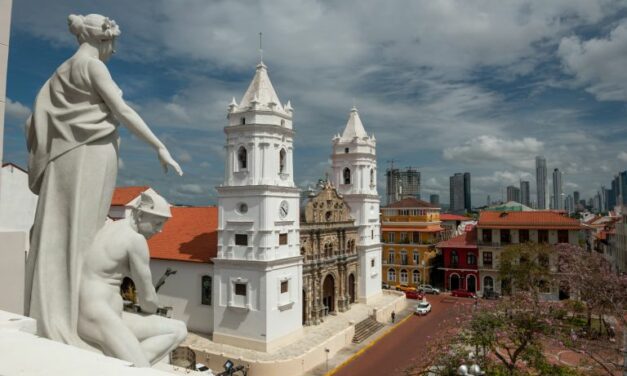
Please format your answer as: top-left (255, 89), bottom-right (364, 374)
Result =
top-left (78, 191), bottom-right (187, 367)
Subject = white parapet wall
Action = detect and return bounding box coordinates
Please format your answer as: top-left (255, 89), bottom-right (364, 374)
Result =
top-left (0, 230), bottom-right (27, 315)
top-left (373, 290), bottom-right (407, 323)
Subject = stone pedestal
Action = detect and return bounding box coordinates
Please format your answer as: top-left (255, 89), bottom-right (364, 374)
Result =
top-left (0, 230), bottom-right (27, 315)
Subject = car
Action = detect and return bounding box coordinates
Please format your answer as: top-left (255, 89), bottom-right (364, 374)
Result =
top-left (395, 285), bottom-right (417, 293)
top-left (451, 289), bottom-right (477, 298)
top-left (483, 289), bottom-right (501, 300)
top-left (382, 282), bottom-right (391, 290)
top-left (405, 290), bottom-right (425, 300)
top-left (418, 284), bottom-right (440, 295)
top-left (414, 301), bottom-right (432, 315)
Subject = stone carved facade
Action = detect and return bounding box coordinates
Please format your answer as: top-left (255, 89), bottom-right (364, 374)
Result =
top-left (300, 182), bottom-right (359, 326)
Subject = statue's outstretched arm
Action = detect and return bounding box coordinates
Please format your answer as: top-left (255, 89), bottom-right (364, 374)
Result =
top-left (88, 59), bottom-right (183, 176)
top-left (128, 236), bottom-right (159, 314)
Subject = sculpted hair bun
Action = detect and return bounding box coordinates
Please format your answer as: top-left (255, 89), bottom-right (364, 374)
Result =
top-left (68, 14), bottom-right (84, 37)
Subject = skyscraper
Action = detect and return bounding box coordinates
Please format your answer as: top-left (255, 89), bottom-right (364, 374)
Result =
top-left (449, 173), bottom-right (465, 213)
top-left (386, 167), bottom-right (420, 205)
top-left (552, 168), bottom-right (563, 210)
top-left (573, 191), bottom-right (580, 209)
top-left (520, 181), bottom-right (530, 207)
top-left (535, 156), bottom-right (547, 209)
top-left (506, 185), bottom-right (521, 203)
top-left (429, 194), bottom-right (440, 205)
top-left (463, 172), bottom-right (471, 212)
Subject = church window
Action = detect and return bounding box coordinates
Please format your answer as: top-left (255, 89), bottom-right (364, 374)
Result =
top-left (241, 117), bottom-right (246, 125)
top-left (279, 148), bottom-right (286, 174)
top-left (325, 211), bottom-right (332, 221)
top-left (237, 146), bottom-right (247, 170)
top-left (370, 168), bottom-right (374, 186)
top-left (279, 233), bottom-right (288, 245)
top-left (235, 234), bottom-right (248, 246)
top-left (343, 168), bottom-right (351, 184)
top-left (235, 283), bottom-right (247, 296)
top-left (281, 280), bottom-right (288, 294)
top-left (201, 275), bottom-right (212, 305)
top-left (344, 147), bottom-right (349, 153)
top-left (371, 259), bottom-right (375, 268)
top-left (301, 247), bottom-right (306, 256)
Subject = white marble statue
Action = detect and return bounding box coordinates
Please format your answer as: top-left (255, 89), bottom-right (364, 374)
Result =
top-left (78, 192), bottom-right (187, 366)
top-left (24, 13), bottom-right (183, 350)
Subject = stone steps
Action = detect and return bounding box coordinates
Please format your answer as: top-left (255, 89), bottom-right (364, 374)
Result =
top-left (352, 317), bottom-right (384, 344)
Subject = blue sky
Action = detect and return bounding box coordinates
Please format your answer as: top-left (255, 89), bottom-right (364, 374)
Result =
top-left (4, 0), bottom-right (627, 207)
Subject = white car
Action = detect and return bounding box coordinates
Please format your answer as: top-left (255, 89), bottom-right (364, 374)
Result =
top-left (414, 301), bottom-right (432, 315)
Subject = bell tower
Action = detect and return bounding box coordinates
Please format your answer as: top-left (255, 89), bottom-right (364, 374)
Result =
top-left (331, 107), bottom-right (382, 303)
top-left (213, 61), bottom-right (303, 351)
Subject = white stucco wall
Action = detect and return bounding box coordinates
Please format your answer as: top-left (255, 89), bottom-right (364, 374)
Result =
top-left (0, 165), bottom-right (38, 232)
top-left (150, 259), bottom-right (213, 334)
top-left (0, 230), bottom-right (27, 314)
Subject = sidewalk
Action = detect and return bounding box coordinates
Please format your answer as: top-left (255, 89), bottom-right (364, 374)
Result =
top-left (305, 303), bottom-right (415, 376)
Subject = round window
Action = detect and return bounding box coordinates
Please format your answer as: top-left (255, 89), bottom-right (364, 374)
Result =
top-left (238, 203), bottom-right (248, 214)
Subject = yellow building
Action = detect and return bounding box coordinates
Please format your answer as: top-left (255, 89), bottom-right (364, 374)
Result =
top-left (381, 198), bottom-right (443, 288)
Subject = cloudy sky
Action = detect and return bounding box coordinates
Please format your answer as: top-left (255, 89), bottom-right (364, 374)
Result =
top-left (4, 0), bottom-right (627, 207)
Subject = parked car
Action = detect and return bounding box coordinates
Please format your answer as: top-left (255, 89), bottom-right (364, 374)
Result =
top-left (418, 284), bottom-right (440, 295)
top-left (405, 290), bottom-right (425, 300)
top-left (451, 289), bottom-right (477, 298)
top-left (414, 301), bottom-right (432, 315)
top-left (395, 285), bottom-right (417, 293)
top-left (382, 282), bottom-right (391, 290)
top-left (483, 289), bottom-right (500, 300)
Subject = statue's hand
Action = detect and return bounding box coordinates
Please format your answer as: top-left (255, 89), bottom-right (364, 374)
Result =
top-left (157, 147), bottom-right (183, 176)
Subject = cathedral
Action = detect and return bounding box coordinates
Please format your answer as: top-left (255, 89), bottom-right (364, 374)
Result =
top-left (116, 60), bottom-right (384, 353)
top-left (211, 60), bottom-right (382, 351)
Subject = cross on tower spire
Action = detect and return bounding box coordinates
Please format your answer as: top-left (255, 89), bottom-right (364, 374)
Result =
top-left (259, 32), bottom-right (263, 63)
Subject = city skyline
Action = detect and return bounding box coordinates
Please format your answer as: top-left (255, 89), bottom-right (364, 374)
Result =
top-left (3, 1), bottom-right (627, 206)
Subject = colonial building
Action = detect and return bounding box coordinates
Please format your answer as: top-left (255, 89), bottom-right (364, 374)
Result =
top-left (381, 198), bottom-right (443, 288)
top-left (437, 228), bottom-right (478, 292)
top-left (299, 181), bottom-right (359, 325)
top-left (477, 211), bottom-right (582, 299)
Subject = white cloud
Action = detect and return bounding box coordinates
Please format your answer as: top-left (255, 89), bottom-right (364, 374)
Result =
top-left (619, 152), bottom-right (627, 162)
top-left (177, 150), bottom-right (193, 163)
top-left (558, 20), bottom-right (627, 101)
top-left (443, 135), bottom-right (543, 169)
top-left (5, 98), bottom-right (31, 122)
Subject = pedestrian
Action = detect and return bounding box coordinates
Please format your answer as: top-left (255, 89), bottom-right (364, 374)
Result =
top-left (391, 311), bottom-right (396, 323)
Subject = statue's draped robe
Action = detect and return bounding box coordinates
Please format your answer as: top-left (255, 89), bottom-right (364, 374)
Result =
top-left (25, 55), bottom-right (119, 348)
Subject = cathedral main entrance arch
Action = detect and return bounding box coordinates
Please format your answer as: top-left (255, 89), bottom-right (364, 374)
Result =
top-left (322, 274), bottom-right (335, 315)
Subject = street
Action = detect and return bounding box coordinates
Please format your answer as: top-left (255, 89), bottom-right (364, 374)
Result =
top-left (330, 295), bottom-right (475, 376)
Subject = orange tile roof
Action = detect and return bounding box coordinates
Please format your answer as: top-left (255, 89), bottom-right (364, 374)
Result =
top-left (436, 229), bottom-right (477, 249)
top-left (382, 225), bottom-right (444, 232)
top-left (440, 213), bottom-right (469, 221)
top-left (478, 211), bottom-right (581, 230)
top-left (148, 206), bottom-right (218, 264)
top-left (111, 186), bottom-right (150, 206)
top-left (385, 197), bottom-right (438, 208)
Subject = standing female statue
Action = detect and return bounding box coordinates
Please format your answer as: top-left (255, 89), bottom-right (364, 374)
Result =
top-left (24, 14), bottom-right (182, 348)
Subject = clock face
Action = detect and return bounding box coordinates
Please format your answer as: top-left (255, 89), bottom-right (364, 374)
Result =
top-left (279, 200), bottom-right (289, 218)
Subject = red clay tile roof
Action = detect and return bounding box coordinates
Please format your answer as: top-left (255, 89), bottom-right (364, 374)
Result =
top-left (440, 213), bottom-right (469, 221)
top-left (148, 206), bottom-right (218, 264)
top-left (111, 186), bottom-right (149, 206)
top-left (436, 229), bottom-right (477, 249)
top-left (385, 197), bottom-right (438, 208)
top-left (478, 211), bottom-right (581, 230)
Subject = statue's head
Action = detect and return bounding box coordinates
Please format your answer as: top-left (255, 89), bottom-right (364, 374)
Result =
top-left (132, 191), bottom-right (172, 238)
top-left (68, 14), bottom-right (121, 62)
